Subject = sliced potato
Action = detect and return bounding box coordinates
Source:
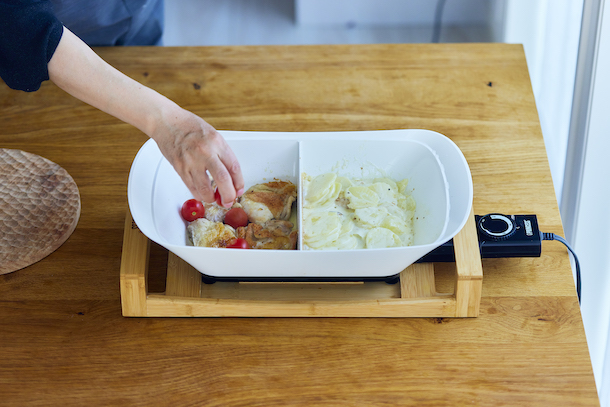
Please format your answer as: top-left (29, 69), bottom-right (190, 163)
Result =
top-left (306, 173), bottom-right (336, 203)
top-left (345, 186), bottom-right (379, 209)
top-left (397, 178), bottom-right (409, 194)
top-left (336, 176), bottom-right (354, 191)
top-left (368, 182), bottom-right (397, 206)
top-left (303, 212), bottom-right (341, 248)
top-left (354, 207), bottom-right (389, 228)
top-left (365, 227), bottom-right (402, 249)
top-left (330, 234), bottom-right (360, 250)
top-left (380, 215), bottom-right (410, 235)
top-left (314, 181), bottom-right (342, 208)
top-left (373, 177), bottom-right (398, 192)
top-left (302, 171), bottom-right (416, 250)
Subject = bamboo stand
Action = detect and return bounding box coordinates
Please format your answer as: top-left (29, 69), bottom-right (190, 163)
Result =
top-left (120, 207), bottom-right (482, 317)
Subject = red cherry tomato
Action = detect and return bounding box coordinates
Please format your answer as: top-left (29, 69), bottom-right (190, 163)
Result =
top-left (180, 199), bottom-right (205, 222)
top-left (224, 207), bottom-right (249, 229)
top-left (214, 189), bottom-right (222, 206)
top-left (227, 238), bottom-right (250, 249)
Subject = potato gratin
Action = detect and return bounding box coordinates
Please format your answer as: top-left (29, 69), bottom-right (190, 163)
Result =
top-left (302, 172), bottom-right (415, 250)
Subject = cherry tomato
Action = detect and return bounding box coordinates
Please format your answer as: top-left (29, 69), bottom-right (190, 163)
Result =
top-left (227, 238), bottom-right (250, 249)
top-left (214, 189), bottom-right (222, 206)
top-left (224, 207), bottom-right (249, 229)
top-left (180, 199), bottom-right (205, 222)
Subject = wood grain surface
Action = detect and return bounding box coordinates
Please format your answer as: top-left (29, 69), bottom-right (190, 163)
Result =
top-left (0, 44), bottom-right (598, 406)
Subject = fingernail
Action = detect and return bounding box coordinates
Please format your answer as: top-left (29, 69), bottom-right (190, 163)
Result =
top-left (236, 188), bottom-right (245, 196)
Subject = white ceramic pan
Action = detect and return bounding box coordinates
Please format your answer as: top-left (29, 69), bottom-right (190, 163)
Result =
top-left (127, 129), bottom-right (473, 278)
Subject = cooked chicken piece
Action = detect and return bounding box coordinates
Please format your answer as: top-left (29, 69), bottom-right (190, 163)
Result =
top-left (187, 218), bottom-right (236, 248)
top-left (262, 219), bottom-right (295, 237)
top-left (202, 178), bottom-right (238, 223)
top-left (236, 220), bottom-right (298, 250)
top-left (239, 180), bottom-right (297, 224)
top-left (204, 203), bottom-right (229, 223)
top-left (204, 202), bottom-right (242, 223)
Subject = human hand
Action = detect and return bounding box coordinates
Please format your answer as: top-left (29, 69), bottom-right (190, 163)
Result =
top-left (151, 107), bottom-right (244, 207)
top-left (46, 27), bottom-right (244, 204)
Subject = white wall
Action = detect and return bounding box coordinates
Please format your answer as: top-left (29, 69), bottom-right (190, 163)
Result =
top-left (574, 0), bottom-right (610, 402)
top-left (502, 0), bottom-right (583, 202)
top-left (295, 0), bottom-right (494, 25)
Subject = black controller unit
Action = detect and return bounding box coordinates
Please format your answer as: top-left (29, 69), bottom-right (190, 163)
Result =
top-left (418, 213), bottom-right (541, 263)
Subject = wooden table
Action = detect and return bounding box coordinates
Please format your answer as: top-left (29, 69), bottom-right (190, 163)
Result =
top-left (0, 44), bottom-right (598, 406)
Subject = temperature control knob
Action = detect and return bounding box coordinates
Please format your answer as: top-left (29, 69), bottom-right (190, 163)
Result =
top-left (478, 213), bottom-right (516, 240)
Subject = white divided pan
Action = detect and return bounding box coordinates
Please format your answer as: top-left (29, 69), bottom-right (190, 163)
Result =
top-left (128, 129), bottom-right (473, 278)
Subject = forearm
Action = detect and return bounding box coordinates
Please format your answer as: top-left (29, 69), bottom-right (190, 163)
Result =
top-left (47, 27), bottom-right (244, 205)
top-left (47, 26), bottom-right (180, 136)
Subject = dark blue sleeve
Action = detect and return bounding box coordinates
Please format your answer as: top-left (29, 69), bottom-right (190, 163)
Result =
top-left (0, 0), bottom-right (64, 92)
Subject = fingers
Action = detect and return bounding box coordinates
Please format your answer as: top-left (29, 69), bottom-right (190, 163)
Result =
top-left (183, 155), bottom-right (236, 207)
top-left (220, 148), bottom-right (245, 200)
top-left (187, 167), bottom-right (214, 204)
top-left (205, 144), bottom-right (245, 207)
top-left (151, 109), bottom-right (243, 208)
top-left (186, 127), bottom-right (243, 207)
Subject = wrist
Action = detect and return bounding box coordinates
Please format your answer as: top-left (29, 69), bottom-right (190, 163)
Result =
top-left (143, 94), bottom-right (186, 140)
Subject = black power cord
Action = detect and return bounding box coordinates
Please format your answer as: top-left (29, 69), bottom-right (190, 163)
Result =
top-left (418, 214), bottom-right (583, 305)
top-left (541, 232), bottom-right (582, 304)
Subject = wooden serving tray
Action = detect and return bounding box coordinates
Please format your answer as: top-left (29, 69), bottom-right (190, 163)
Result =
top-left (120, 207), bottom-right (482, 318)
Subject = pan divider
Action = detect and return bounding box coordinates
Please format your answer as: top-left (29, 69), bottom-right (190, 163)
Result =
top-left (120, 207), bottom-right (482, 318)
